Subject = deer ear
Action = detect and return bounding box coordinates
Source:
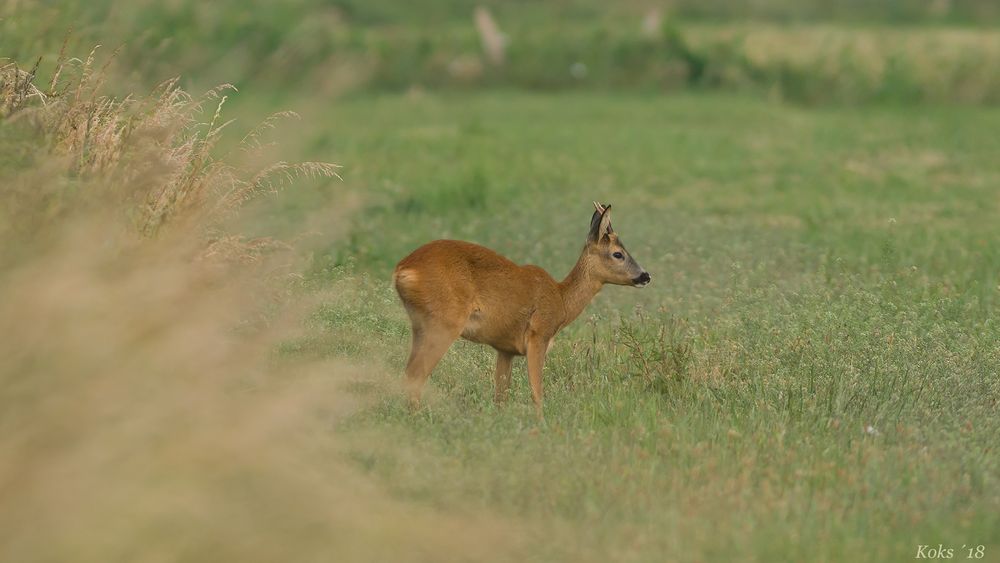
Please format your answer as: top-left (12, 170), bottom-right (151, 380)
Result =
top-left (598, 205), bottom-right (613, 238)
top-left (588, 203), bottom-right (613, 242)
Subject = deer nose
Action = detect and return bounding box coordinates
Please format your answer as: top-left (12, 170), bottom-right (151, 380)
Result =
top-left (633, 272), bottom-right (651, 287)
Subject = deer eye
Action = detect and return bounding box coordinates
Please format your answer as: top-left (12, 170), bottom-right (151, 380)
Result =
top-left (612, 252), bottom-right (624, 260)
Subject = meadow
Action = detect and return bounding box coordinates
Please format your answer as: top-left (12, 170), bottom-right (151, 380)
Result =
top-left (291, 92), bottom-right (1000, 561)
top-left (2, 1), bottom-right (1000, 561)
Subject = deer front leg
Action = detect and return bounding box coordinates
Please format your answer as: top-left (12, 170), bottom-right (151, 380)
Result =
top-left (493, 351), bottom-right (514, 405)
top-left (526, 337), bottom-right (548, 417)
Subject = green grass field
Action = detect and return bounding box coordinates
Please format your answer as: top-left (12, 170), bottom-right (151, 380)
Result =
top-left (269, 92), bottom-right (1000, 561)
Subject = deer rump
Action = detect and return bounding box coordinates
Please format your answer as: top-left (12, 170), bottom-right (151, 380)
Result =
top-left (394, 240), bottom-right (559, 356)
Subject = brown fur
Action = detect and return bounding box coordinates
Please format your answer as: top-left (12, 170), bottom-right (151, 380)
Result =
top-left (393, 203), bottom-right (649, 414)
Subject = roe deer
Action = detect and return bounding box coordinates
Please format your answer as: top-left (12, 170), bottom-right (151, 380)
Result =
top-left (393, 202), bottom-right (650, 414)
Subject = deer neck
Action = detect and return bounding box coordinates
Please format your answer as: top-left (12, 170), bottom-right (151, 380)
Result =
top-left (558, 252), bottom-right (603, 326)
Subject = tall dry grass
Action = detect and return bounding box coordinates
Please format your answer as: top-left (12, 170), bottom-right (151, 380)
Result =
top-left (0, 49), bottom-right (340, 261)
top-left (0, 53), bottom-right (521, 562)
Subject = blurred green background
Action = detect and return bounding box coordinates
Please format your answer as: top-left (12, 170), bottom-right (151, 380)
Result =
top-left (5, 0), bottom-right (1000, 104)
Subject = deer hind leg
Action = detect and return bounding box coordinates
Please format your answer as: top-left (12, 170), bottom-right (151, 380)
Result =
top-left (526, 337), bottom-right (548, 418)
top-left (404, 316), bottom-right (462, 408)
top-left (493, 351), bottom-right (514, 405)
